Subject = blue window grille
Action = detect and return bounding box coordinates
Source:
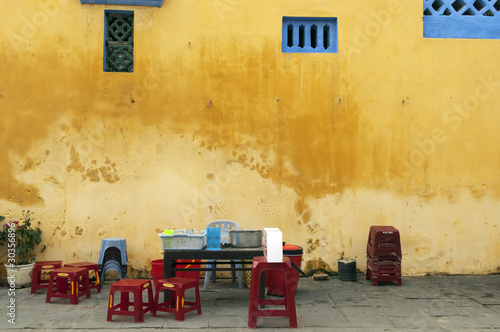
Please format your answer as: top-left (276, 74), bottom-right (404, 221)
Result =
top-left (423, 0), bottom-right (500, 39)
top-left (282, 17), bottom-right (338, 53)
top-left (104, 11), bottom-right (134, 73)
top-left (81, 0), bottom-right (163, 7)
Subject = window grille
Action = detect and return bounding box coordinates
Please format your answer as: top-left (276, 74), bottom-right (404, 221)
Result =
top-left (282, 17), bottom-right (338, 53)
top-left (81, 0), bottom-right (163, 7)
top-left (105, 11), bottom-right (134, 73)
top-left (423, 0), bottom-right (500, 39)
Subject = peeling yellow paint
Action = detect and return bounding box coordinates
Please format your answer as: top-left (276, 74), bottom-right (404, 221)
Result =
top-left (66, 147), bottom-right (85, 174)
top-left (0, 1), bottom-right (499, 278)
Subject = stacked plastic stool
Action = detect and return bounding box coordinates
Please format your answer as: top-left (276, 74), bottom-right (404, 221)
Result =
top-left (153, 277), bottom-right (202, 321)
top-left (31, 260), bottom-right (63, 294)
top-left (107, 279), bottom-right (154, 323)
top-left (366, 225), bottom-right (402, 286)
top-left (247, 256), bottom-right (298, 329)
top-left (98, 238), bottom-right (128, 288)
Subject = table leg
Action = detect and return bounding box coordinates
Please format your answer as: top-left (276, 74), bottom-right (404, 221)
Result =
top-left (163, 257), bottom-right (176, 303)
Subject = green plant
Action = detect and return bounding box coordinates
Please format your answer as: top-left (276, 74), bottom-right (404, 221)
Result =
top-left (0, 210), bottom-right (45, 265)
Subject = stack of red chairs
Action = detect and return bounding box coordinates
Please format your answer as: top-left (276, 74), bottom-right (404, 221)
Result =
top-left (366, 226), bottom-right (402, 286)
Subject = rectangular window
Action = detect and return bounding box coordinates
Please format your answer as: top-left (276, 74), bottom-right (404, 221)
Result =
top-left (424, 0), bottom-right (500, 39)
top-left (81, 0), bottom-right (163, 7)
top-left (104, 11), bottom-right (134, 73)
top-left (282, 17), bottom-right (338, 53)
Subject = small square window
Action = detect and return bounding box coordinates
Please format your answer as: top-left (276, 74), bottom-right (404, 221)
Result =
top-left (282, 17), bottom-right (338, 53)
top-left (104, 11), bottom-right (134, 73)
top-left (81, 0), bottom-right (163, 7)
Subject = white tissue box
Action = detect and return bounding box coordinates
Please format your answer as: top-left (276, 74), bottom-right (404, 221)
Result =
top-left (263, 228), bottom-right (283, 262)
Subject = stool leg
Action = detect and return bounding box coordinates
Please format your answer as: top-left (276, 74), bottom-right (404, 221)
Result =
top-left (107, 289), bottom-right (115, 321)
top-left (175, 288), bottom-right (186, 321)
top-left (153, 286), bottom-right (160, 317)
top-left (85, 276), bottom-right (91, 298)
top-left (194, 284), bottom-right (202, 315)
top-left (30, 268), bottom-right (41, 294)
top-left (284, 270), bottom-right (298, 328)
top-left (146, 283), bottom-right (154, 315)
top-left (95, 269), bottom-right (101, 293)
top-left (248, 268), bottom-right (261, 329)
top-left (70, 277), bottom-right (79, 305)
top-left (45, 274), bottom-right (56, 303)
top-left (133, 289), bottom-right (144, 323)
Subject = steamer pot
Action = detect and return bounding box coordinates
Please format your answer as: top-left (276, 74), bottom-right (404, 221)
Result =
top-left (229, 230), bottom-right (263, 248)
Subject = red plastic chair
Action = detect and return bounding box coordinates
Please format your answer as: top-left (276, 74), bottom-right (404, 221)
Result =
top-left (45, 267), bottom-right (90, 305)
top-left (107, 279), bottom-right (154, 323)
top-left (153, 277), bottom-right (202, 321)
top-left (248, 256), bottom-right (297, 329)
top-left (31, 261), bottom-right (63, 294)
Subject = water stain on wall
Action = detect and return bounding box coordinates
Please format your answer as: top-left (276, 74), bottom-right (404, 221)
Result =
top-left (294, 198), bottom-right (311, 224)
top-left (66, 146), bottom-right (85, 173)
top-left (66, 147), bottom-right (119, 183)
top-left (304, 258), bottom-right (332, 274)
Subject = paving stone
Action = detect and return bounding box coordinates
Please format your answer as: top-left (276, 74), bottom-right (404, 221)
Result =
top-left (390, 313), bottom-right (443, 329)
top-left (329, 293), bottom-right (373, 307)
top-left (434, 315), bottom-right (493, 329)
top-left (1, 275), bottom-right (500, 330)
top-left (297, 303), bottom-right (350, 328)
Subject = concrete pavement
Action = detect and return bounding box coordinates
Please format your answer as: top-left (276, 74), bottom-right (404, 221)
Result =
top-left (1, 274), bottom-right (499, 331)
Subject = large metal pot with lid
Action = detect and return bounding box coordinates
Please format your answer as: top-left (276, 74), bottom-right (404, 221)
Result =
top-left (229, 229), bottom-right (263, 248)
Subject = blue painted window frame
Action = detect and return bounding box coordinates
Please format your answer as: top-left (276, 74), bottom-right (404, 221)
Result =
top-left (104, 10), bottom-right (134, 73)
top-left (81, 0), bottom-right (163, 7)
top-left (282, 17), bottom-right (338, 53)
top-left (423, 0), bottom-right (500, 39)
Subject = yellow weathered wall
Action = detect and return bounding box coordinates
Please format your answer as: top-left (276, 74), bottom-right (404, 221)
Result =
top-left (1, 0), bottom-right (499, 280)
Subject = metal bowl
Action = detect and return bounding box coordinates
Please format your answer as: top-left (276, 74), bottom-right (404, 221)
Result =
top-left (229, 230), bottom-right (263, 248)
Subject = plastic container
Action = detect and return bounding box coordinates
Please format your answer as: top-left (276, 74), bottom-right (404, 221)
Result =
top-left (150, 259), bottom-right (201, 284)
top-left (266, 244), bottom-right (303, 296)
top-left (338, 258), bottom-right (357, 281)
top-left (206, 227), bottom-right (221, 250)
top-left (158, 230), bottom-right (206, 250)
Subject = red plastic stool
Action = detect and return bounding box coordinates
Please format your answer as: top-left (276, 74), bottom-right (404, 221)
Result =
top-left (31, 261), bottom-right (63, 294)
top-left (153, 277), bottom-right (202, 321)
top-left (366, 266), bottom-right (402, 286)
top-left (64, 262), bottom-right (101, 294)
top-left (45, 267), bottom-right (90, 305)
top-left (107, 279), bottom-right (154, 323)
top-left (366, 225), bottom-right (402, 257)
top-left (248, 256), bottom-right (297, 329)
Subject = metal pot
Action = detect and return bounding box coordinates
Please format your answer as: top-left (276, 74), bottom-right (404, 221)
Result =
top-left (229, 230), bottom-right (263, 248)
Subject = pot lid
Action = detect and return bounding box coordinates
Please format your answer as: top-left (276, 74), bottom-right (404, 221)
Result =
top-left (283, 243), bottom-right (303, 255)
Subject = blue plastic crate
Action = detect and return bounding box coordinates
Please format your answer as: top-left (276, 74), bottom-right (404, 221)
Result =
top-left (206, 227), bottom-right (221, 251)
